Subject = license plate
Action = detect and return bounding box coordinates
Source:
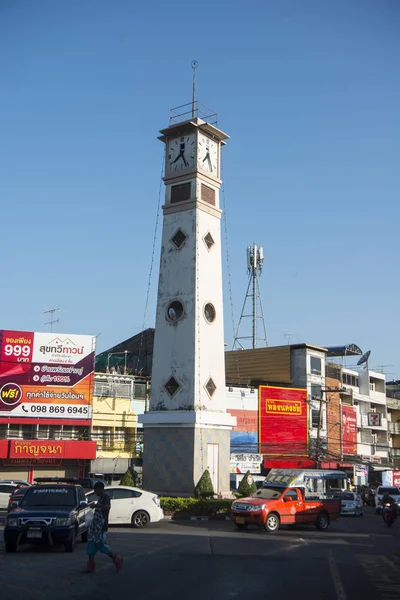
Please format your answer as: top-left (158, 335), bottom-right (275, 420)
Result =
top-left (236, 517), bottom-right (245, 524)
top-left (27, 531), bottom-right (42, 539)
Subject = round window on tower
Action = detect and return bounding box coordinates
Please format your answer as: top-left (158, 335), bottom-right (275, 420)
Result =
top-left (166, 300), bottom-right (184, 323)
top-left (204, 303), bottom-right (216, 324)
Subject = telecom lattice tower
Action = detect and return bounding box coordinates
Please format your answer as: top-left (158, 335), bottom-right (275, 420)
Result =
top-left (233, 243), bottom-right (268, 349)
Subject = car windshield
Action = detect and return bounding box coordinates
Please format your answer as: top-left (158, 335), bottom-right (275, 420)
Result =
top-left (251, 486), bottom-right (284, 500)
top-left (379, 488), bottom-right (400, 496)
top-left (340, 492), bottom-right (355, 500)
top-left (21, 487), bottom-right (76, 507)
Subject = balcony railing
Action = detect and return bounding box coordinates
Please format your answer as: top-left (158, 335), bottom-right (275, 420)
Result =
top-left (388, 422), bottom-right (400, 435)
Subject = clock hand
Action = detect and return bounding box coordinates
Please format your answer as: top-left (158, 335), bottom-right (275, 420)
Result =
top-left (171, 154), bottom-right (182, 164)
top-left (202, 153), bottom-right (210, 163)
top-left (207, 155), bottom-right (213, 171)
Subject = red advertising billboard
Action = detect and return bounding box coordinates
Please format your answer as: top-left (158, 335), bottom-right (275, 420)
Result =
top-left (393, 470), bottom-right (400, 488)
top-left (0, 330), bottom-right (95, 423)
top-left (342, 405), bottom-right (357, 455)
top-left (259, 386), bottom-right (308, 457)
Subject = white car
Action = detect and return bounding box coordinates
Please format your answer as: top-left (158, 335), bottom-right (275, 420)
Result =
top-left (375, 486), bottom-right (400, 514)
top-left (0, 483), bottom-right (18, 509)
top-left (86, 486), bottom-right (164, 527)
top-left (339, 491), bottom-right (363, 516)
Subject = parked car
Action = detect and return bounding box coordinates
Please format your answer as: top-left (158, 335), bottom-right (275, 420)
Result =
top-left (3, 479), bottom-right (93, 553)
top-left (339, 491), bottom-right (364, 516)
top-left (231, 484), bottom-right (340, 532)
top-left (75, 478), bottom-right (108, 492)
top-left (0, 483), bottom-right (18, 509)
top-left (86, 485), bottom-right (164, 528)
top-left (0, 480), bottom-right (31, 487)
top-left (375, 486), bottom-right (400, 514)
top-left (7, 485), bottom-right (30, 512)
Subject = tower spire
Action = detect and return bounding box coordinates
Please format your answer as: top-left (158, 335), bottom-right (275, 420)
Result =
top-left (191, 60), bottom-right (198, 118)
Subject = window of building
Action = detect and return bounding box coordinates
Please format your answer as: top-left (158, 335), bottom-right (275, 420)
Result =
top-left (164, 376), bottom-right (181, 397)
top-left (204, 303), bottom-right (216, 323)
top-left (310, 384), bottom-right (322, 399)
top-left (310, 356), bottom-right (322, 375)
top-left (8, 426), bottom-right (22, 439)
top-left (205, 378), bottom-right (217, 398)
top-left (21, 425), bottom-right (35, 440)
top-left (343, 373), bottom-right (359, 387)
top-left (171, 229), bottom-right (187, 249)
top-left (203, 232), bottom-right (215, 250)
top-left (166, 300), bottom-right (184, 323)
top-left (311, 410), bottom-right (321, 428)
top-left (37, 425), bottom-right (49, 440)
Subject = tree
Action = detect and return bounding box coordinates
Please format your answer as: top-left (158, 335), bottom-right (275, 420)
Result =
top-left (120, 469), bottom-right (135, 487)
top-left (236, 470), bottom-right (257, 498)
top-left (194, 469), bottom-right (214, 499)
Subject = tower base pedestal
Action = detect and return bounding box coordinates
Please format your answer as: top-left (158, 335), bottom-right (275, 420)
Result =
top-left (139, 411), bottom-right (235, 496)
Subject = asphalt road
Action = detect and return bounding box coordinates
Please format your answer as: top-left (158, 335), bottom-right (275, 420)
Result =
top-left (0, 507), bottom-right (399, 600)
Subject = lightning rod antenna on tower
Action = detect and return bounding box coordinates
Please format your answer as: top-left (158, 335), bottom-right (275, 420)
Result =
top-left (233, 243), bottom-right (268, 350)
top-left (191, 60), bottom-right (198, 118)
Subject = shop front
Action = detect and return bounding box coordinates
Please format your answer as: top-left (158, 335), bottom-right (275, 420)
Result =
top-left (0, 440), bottom-right (97, 482)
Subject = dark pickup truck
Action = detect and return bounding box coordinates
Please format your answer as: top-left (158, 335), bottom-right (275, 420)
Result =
top-left (4, 480), bottom-right (93, 553)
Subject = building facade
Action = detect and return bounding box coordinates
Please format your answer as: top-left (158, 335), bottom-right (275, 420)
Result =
top-left (90, 373), bottom-right (147, 480)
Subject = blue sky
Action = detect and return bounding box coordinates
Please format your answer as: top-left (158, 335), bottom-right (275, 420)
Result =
top-left (1, 0), bottom-right (399, 375)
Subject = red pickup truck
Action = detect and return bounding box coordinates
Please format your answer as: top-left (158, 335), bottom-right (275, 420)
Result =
top-left (231, 484), bottom-right (340, 532)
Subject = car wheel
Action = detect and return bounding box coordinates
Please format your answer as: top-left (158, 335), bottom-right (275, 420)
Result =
top-left (81, 531), bottom-right (88, 543)
top-left (64, 533), bottom-right (76, 552)
top-left (235, 522), bottom-right (248, 529)
top-left (264, 513), bottom-right (280, 533)
top-left (5, 542), bottom-right (17, 553)
top-left (131, 510), bottom-right (150, 528)
top-left (316, 512), bottom-right (329, 531)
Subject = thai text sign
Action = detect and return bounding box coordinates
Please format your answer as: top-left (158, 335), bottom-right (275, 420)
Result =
top-left (259, 386), bottom-right (308, 457)
top-left (230, 453), bottom-right (262, 473)
top-left (10, 440), bottom-right (65, 458)
top-left (0, 330), bottom-right (95, 420)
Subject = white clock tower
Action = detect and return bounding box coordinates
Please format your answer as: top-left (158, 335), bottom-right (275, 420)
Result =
top-left (140, 100), bottom-right (235, 495)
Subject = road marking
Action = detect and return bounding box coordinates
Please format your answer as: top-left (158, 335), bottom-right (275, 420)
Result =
top-left (327, 549), bottom-right (347, 600)
top-left (357, 554), bottom-right (400, 599)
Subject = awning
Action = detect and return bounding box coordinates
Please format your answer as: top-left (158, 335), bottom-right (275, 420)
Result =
top-left (90, 458), bottom-right (130, 475)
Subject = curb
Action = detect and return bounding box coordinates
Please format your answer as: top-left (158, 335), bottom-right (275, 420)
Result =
top-left (163, 516), bottom-right (231, 522)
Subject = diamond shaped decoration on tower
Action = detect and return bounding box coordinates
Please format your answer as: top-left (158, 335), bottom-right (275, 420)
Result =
top-left (164, 376), bottom-right (181, 397)
top-left (203, 232), bottom-right (215, 250)
top-left (205, 377), bottom-right (216, 398)
top-left (171, 229), bottom-right (187, 249)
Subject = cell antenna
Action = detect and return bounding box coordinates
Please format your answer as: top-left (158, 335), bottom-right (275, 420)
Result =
top-left (233, 243), bottom-right (268, 349)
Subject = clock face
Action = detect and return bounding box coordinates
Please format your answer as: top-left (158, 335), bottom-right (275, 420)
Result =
top-left (198, 134), bottom-right (218, 174)
top-left (167, 134), bottom-right (196, 172)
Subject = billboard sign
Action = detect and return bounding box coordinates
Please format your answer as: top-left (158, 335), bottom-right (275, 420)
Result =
top-left (259, 386), bottom-right (308, 457)
top-left (0, 330), bottom-right (95, 420)
top-left (393, 470), bottom-right (400, 488)
top-left (230, 453), bottom-right (262, 474)
top-left (229, 408), bottom-right (258, 453)
top-left (342, 405), bottom-right (357, 455)
top-left (368, 412), bottom-right (382, 427)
